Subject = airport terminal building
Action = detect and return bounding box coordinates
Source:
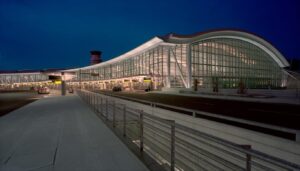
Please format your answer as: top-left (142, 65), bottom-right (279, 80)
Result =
top-left (0, 30), bottom-right (296, 92)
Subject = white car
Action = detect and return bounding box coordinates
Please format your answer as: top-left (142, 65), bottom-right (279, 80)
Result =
top-left (38, 87), bottom-right (50, 94)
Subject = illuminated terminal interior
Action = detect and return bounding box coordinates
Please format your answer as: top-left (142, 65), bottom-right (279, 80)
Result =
top-left (0, 30), bottom-right (297, 92)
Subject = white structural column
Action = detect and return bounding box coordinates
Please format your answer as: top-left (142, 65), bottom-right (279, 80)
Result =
top-left (186, 44), bottom-right (192, 88)
top-left (79, 69), bottom-right (82, 89)
top-left (166, 48), bottom-right (171, 88)
top-left (61, 72), bottom-right (66, 96)
top-left (171, 47), bottom-right (187, 88)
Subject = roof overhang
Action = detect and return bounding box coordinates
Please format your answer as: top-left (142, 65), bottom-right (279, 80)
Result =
top-left (165, 30), bottom-right (289, 68)
top-left (65, 37), bottom-right (166, 72)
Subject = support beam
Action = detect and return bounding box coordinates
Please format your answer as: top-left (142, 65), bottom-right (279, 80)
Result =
top-left (61, 72), bottom-right (66, 96)
top-left (186, 44), bottom-right (192, 88)
top-left (171, 47), bottom-right (188, 88)
top-left (166, 48), bottom-right (171, 88)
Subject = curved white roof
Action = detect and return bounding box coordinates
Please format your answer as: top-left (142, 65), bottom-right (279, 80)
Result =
top-left (65, 30), bottom-right (289, 73)
top-left (65, 37), bottom-right (167, 72)
top-left (164, 30), bottom-right (289, 67)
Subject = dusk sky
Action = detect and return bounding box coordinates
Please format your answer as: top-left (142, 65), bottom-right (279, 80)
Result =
top-left (0, 0), bottom-right (299, 70)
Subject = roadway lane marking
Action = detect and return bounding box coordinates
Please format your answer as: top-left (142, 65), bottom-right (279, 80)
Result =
top-left (27, 98), bottom-right (40, 100)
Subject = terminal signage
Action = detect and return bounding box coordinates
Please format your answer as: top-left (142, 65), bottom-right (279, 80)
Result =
top-left (49, 75), bottom-right (61, 81)
top-left (143, 77), bottom-right (151, 83)
top-left (54, 80), bottom-right (62, 85)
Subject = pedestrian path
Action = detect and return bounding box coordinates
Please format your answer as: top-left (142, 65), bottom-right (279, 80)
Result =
top-left (0, 95), bottom-right (149, 171)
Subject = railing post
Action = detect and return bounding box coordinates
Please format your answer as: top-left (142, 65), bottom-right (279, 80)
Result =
top-left (105, 98), bottom-right (108, 121)
top-left (123, 105), bottom-right (126, 137)
top-left (246, 153), bottom-right (251, 171)
top-left (101, 97), bottom-right (103, 115)
top-left (139, 110), bottom-right (144, 153)
top-left (296, 131), bottom-right (300, 142)
top-left (89, 93), bottom-right (91, 105)
top-left (93, 94), bottom-right (96, 111)
top-left (112, 100), bottom-right (116, 128)
top-left (170, 121), bottom-right (175, 171)
top-left (85, 93), bottom-right (90, 104)
top-left (86, 93), bottom-right (88, 103)
top-left (94, 95), bottom-right (96, 112)
top-left (96, 95), bottom-right (99, 113)
top-left (94, 94), bottom-right (96, 108)
top-left (241, 145), bottom-right (252, 171)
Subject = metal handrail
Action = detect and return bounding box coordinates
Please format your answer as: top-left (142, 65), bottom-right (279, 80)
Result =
top-left (284, 69), bottom-right (300, 98)
top-left (175, 123), bottom-right (300, 170)
top-left (94, 91), bottom-right (300, 139)
top-left (175, 136), bottom-right (244, 170)
top-left (77, 89), bottom-right (300, 171)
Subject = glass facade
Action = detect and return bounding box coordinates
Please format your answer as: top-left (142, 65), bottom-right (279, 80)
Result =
top-left (72, 43), bottom-right (193, 90)
top-left (73, 45), bottom-right (171, 90)
top-left (170, 44), bottom-right (188, 88)
top-left (191, 38), bottom-right (284, 89)
top-left (0, 73), bottom-right (48, 84)
top-left (0, 31), bottom-right (290, 91)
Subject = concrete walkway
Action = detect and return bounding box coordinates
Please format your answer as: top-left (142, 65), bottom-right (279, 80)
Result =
top-left (0, 95), bottom-right (149, 171)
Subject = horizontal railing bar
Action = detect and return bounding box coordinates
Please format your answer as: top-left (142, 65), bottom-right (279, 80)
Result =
top-left (175, 154), bottom-right (209, 171)
top-left (144, 123), bottom-right (171, 136)
top-left (125, 114), bottom-right (139, 121)
top-left (175, 131), bottom-right (245, 162)
top-left (143, 112), bottom-right (174, 125)
top-left (250, 160), bottom-right (274, 171)
top-left (125, 128), bottom-right (139, 138)
top-left (144, 131), bottom-right (171, 150)
top-left (96, 91), bottom-right (300, 135)
top-left (175, 143), bottom-right (242, 171)
top-left (175, 136), bottom-right (245, 170)
top-left (144, 126), bottom-right (171, 142)
top-left (144, 117), bottom-right (171, 129)
top-left (144, 137), bottom-right (171, 160)
top-left (124, 106), bottom-right (141, 113)
top-left (175, 123), bottom-right (300, 170)
top-left (77, 90), bottom-right (300, 170)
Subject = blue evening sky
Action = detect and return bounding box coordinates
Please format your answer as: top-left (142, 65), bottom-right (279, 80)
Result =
top-left (0, 0), bottom-right (299, 70)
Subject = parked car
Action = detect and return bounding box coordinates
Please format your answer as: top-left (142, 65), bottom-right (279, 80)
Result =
top-left (38, 87), bottom-right (50, 94)
top-left (145, 88), bottom-right (150, 92)
top-left (30, 86), bottom-right (38, 91)
top-left (68, 87), bottom-right (74, 93)
top-left (112, 86), bottom-right (122, 92)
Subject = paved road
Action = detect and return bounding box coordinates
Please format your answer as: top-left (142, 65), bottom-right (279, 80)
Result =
top-left (0, 95), bottom-right (149, 171)
top-left (0, 90), bottom-right (63, 117)
top-left (0, 91), bottom-right (40, 117)
top-left (95, 91), bottom-right (300, 129)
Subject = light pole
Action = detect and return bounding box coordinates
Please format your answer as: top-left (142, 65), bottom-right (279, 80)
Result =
top-left (61, 72), bottom-right (66, 96)
top-left (79, 69), bottom-right (82, 89)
